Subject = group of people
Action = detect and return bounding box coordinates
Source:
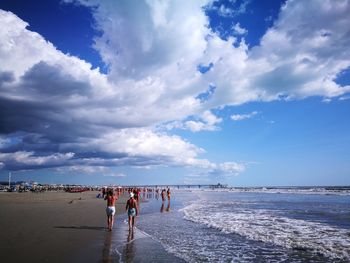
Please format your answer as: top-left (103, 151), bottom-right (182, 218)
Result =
top-left (103, 188), bottom-right (139, 231)
top-left (103, 186), bottom-right (172, 231)
top-left (160, 187), bottom-right (171, 202)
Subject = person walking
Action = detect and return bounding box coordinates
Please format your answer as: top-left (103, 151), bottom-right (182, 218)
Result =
top-left (126, 192), bottom-right (138, 230)
top-left (105, 188), bottom-right (118, 231)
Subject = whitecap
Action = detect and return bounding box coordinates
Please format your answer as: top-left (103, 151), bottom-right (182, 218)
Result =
top-left (182, 201), bottom-right (350, 261)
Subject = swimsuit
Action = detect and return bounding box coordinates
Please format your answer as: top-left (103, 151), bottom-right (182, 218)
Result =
top-left (128, 208), bottom-right (136, 217)
top-left (106, 206), bottom-right (116, 216)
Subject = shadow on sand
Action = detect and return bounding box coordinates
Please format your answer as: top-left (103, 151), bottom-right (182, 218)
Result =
top-left (54, 226), bottom-right (106, 231)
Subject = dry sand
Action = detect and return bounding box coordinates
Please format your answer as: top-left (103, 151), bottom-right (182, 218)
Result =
top-left (0, 191), bottom-right (127, 263)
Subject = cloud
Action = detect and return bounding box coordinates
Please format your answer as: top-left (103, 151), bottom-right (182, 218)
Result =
top-left (249, 0), bottom-right (350, 99)
top-left (184, 161), bottom-right (245, 184)
top-left (0, 151), bottom-right (74, 170)
top-left (184, 110), bottom-right (222, 132)
top-left (65, 165), bottom-right (109, 174)
top-left (232, 23), bottom-right (247, 35)
top-left (56, 165), bottom-right (127, 178)
top-left (207, 0), bottom-right (251, 18)
top-left (231, 111), bottom-right (258, 121)
top-left (0, 10), bottom-right (230, 173)
top-left (339, 95), bottom-right (350, 101)
top-left (200, 0), bottom-right (350, 108)
top-left (103, 173), bottom-right (126, 177)
top-left (1, 0), bottom-right (350, 179)
top-left (61, 0), bottom-right (350, 107)
top-left (163, 110), bottom-right (222, 132)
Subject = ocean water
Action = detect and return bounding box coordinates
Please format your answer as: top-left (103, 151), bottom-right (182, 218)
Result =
top-left (133, 188), bottom-right (350, 262)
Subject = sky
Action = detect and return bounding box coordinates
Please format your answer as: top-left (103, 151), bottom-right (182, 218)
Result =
top-left (0, 0), bottom-right (349, 187)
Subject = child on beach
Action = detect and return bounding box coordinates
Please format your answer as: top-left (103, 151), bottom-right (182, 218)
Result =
top-left (126, 192), bottom-right (138, 230)
top-left (105, 189), bottom-right (118, 231)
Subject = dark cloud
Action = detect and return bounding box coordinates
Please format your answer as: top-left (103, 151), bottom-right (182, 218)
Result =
top-left (0, 71), bottom-right (14, 85)
top-left (0, 59), bottom-right (188, 172)
top-left (0, 62), bottom-right (97, 137)
top-left (22, 61), bottom-right (92, 97)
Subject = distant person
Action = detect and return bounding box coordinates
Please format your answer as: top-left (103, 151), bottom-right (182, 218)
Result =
top-left (161, 189), bottom-right (166, 202)
top-left (133, 188), bottom-right (140, 203)
top-left (126, 192), bottom-right (138, 230)
top-left (167, 187), bottom-right (171, 201)
top-left (105, 189), bottom-right (118, 231)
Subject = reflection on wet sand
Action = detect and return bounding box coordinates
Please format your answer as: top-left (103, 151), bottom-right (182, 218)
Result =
top-left (123, 229), bottom-right (136, 263)
top-left (161, 201), bottom-right (171, 213)
top-left (101, 231), bottom-right (113, 263)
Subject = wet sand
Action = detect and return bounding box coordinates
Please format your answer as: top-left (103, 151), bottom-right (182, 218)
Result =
top-left (110, 217), bottom-right (185, 263)
top-left (0, 191), bottom-right (126, 263)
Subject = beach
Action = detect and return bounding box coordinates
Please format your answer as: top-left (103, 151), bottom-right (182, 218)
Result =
top-left (0, 190), bottom-right (184, 263)
top-left (0, 191), bottom-right (126, 262)
top-left (1, 188), bottom-right (349, 262)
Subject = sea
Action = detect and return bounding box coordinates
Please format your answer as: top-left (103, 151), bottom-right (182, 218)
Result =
top-left (113, 187), bottom-right (350, 263)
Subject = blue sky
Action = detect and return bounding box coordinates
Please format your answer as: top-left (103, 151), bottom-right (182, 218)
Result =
top-left (0, 0), bottom-right (349, 186)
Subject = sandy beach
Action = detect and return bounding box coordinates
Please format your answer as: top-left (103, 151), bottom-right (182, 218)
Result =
top-left (0, 191), bottom-right (127, 263)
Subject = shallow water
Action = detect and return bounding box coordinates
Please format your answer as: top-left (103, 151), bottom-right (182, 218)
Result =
top-left (133, 189), bottom-right (350, 262)
top-left (109, 206), bottom-right (185, 263)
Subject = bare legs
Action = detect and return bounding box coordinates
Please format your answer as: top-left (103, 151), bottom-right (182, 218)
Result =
top-left (107, 215), bottom-right (114, 231)
top-left (128, 215), bottom-right (136, 230)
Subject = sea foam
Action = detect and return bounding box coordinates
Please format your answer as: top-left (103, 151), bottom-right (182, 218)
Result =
top-left (182, 201), bottom-right (350, 261)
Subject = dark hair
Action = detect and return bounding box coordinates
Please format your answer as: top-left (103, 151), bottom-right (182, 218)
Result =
top-left (107, 189), bottom-right (113, 196)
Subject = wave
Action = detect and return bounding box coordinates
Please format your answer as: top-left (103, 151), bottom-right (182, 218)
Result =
top-left (181, 186), bottom-right (350, 196)
top-left (182, 201), bottom-right (350, 261)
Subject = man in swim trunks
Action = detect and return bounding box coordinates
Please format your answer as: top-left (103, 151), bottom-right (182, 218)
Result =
top-left (126, 192), bottom-right (138, 230)
top-left (105, 188), bottom-right (118, 231)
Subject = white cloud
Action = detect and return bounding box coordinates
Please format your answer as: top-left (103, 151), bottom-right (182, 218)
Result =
top-left (209, 0), bottom-right (250, 18)
top-left (201, 110), bottom-right (222, 126)
top-left (56, 165), bottom-right (127, 178)
top-left (184, 161), bottom-right (245, 183)
top-left (232, 22), bottom-right (247, 35)
top-left (247, 0), bottom-right (350, 99)
top-left (184, 110), bottom-right (222, 132)
top-left (201, 0), bottom-right (350, 108)
top-left (103, 173), bottom-right (126, 177)
top-left (162, 110), bottom-right (222, 132)
top-left (231, 111), bottom-right (258, 121)
top-left (218, 4), bottom-right (235, 17)
top-left (87, 128), bottom-right (203, 160)
top-left (217, 161), bottom-right (246, 175)
top-left (184, 121), bottom-right (207, 132)
top-left (0, 151), bottom-right (74, 168)
top-left (67, 166), bottom-right (109, 174)
top-left (71, 0), bottom-right (209, 81)
top-left (339, 95), bottom-right (350, 101)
